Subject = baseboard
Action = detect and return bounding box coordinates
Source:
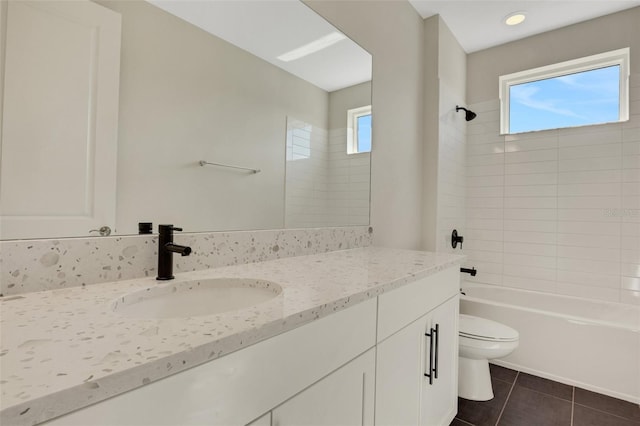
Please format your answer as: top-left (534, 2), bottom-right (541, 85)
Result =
top-left (490, 360), bottom-right (640, 405)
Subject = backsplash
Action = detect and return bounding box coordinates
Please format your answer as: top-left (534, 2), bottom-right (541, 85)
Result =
top-left (0, 226), bottom-right (373, 296)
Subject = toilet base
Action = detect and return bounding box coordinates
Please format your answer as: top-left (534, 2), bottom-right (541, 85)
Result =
top-left (458, 357), bottom-right (494, 401)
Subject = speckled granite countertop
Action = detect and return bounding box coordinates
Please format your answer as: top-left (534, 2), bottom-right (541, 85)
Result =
top-left (1, 247), bottom-right (464, 426)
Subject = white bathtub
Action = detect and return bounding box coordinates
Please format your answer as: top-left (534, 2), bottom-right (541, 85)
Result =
top-left (460, 283), bottom-right (640, 404)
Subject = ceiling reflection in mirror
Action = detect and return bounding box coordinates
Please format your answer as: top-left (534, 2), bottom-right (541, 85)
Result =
top-left (0, 0), bottom-right (372, 240)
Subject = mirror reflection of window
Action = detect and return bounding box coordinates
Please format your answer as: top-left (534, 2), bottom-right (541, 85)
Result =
top-left (347, 105), bottom-right (372, 154)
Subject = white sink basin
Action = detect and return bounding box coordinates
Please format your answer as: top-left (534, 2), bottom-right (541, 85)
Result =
top-left (113, 278), bottom-right (282, 319)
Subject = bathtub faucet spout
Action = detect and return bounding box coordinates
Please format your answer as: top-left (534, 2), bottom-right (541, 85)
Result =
top-left (461, 267), bottom-right (477, 277)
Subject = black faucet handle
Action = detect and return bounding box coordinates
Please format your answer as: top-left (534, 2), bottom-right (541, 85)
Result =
top-left (451, 229), bottom-right (464, 249)
top-left (158, 224), bottom-right (183, 233)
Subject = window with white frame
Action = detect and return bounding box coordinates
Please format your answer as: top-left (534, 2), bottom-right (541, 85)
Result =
top-left (499, 48), bottom-right (630, 134)
top-left (347, 105), bottom-right (372, 154)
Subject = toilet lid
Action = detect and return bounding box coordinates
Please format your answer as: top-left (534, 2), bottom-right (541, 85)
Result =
top-left (459, 314), bottom-right (519, 342)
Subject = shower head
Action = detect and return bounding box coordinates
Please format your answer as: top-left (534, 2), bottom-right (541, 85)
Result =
top-left (456, 105), bottom-right (477, 121)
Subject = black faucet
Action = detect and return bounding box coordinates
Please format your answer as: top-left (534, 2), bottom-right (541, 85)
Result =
top-left (157, 224), bottom-right (192, 280)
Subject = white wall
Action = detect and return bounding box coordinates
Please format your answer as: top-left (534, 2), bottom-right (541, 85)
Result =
top-left (422, 16), bottom-right (440, 251)
top-left (306, 0), bottom-right (426, 249)
top-left (422, 16), bottom-right (467, 253)
top-left (328, 81), bottom-right (371, 130)
top-left (436, 83), bottom-right (467, 254)
top-left (465, 7), bottom-right (640, 305)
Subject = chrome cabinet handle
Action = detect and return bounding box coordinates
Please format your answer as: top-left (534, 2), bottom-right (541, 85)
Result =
top-left (89, 226), bottom-right (111, 236)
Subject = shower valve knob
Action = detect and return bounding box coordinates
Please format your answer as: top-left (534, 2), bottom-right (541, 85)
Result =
top-left (451, 229), bottom-right (464, 249)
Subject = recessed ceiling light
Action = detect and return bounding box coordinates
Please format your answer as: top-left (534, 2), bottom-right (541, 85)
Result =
top-left (277, 32), bottom-right (347, 62)
top-left (504, 12), bottom-right (526, 26)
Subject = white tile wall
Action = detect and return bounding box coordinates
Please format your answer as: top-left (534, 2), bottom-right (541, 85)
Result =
top-left (285, 118), bottom-right (329, 228)
top-left (327, 128), bottom-right (371, 227)
top-left (464, 73), bottom-right (640, 305)
top-left (284, 118), bottom-right (370, 229)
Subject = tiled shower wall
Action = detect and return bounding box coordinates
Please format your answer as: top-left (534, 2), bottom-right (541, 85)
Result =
top-left (464, 73), bottom-right (640, 305)
top-left (285, 119), bottom-right (329, 228)
top-left (285, 118), bottom-right (371, 228)
top-left (327, 128), bottom-right (371, 227)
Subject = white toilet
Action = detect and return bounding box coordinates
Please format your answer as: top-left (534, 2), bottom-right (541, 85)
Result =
top-left (458, 314), bottom-right (519, 401)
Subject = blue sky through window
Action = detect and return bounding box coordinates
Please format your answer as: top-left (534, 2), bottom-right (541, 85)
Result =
top-left (509, 65), bottom-right (620, 133)
top-left (357, 114), bottom-right (372, 152)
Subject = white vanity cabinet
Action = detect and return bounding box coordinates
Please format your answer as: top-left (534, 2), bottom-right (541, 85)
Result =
top-left (245, 349), bottom-right (375, 426)
top-left (375, 268), bottom-right (459, 426)
top-left (42, 298), bottom-right (378, 426)
top-left (40, 266), bottom-right (460, 426)
top-left (271, 349), bottom-right (375, 426)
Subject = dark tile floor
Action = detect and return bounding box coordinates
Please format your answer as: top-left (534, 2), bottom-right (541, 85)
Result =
top-left (450, 364), bottom-right (640, 426)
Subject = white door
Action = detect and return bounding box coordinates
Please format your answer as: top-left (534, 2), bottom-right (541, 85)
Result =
top-left (0, 0), bottom-right (121, 239)
top-left (272, 349), bottom-right (375, 426)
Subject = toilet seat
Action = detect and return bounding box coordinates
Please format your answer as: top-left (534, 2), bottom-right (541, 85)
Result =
top-left (459, 314), bottom-right (519, 342)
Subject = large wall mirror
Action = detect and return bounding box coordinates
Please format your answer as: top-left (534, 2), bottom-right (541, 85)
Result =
top-left (0, 0), bottom-right (372, 240)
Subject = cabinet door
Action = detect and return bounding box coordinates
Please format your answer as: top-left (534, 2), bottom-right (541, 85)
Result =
top-left (420, 296), bottom-right (459, 426)
top-left (375, 295), bottom-right (459, 426)
top-left (247, 412), bottom-right (271, 426)
top-left (272, 349), bottom-right (375, 426)
top-left (375, 314), bottom-right (429, 426)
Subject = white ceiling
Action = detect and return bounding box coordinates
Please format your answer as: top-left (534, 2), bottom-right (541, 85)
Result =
top-left (408, 0), bottom-right (640, 53)
top-left (147, 0), bottom-right (372, 92)
top-left (144, 0), bottom-right (639, 88)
